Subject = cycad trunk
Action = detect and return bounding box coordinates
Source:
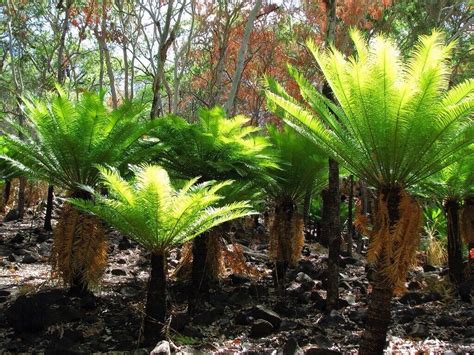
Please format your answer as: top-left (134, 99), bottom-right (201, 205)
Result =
top-left (1, 180), bottom-right (11, 213)
top-left (270, 198), bottom-right (304, 293)
top-left (51, 191), bottom-right (107, 296)
top-left (359, 187), bottom-right (400, 355)
top-left (17, 176), bottom-right (26, 219)
top-left (445, 199), bottom-right (463, 286)
top-left (143, 251), bottom-right (167, 345)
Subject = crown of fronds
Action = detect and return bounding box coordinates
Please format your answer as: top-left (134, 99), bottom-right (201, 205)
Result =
top-left (266, 30), bottom-right (474, 189)
top-left (266, 124), bottom-right (327, 205)
top-left (1, 87), bottom-right (158, 193)
top-left (420, 144), bottom-right (474, 201)
top-left (0, 137), bottom-right (19, 181)
top-left (70, 165), bottom-right (255, 253)
top-left (151, 106), bottom-right (277, 184)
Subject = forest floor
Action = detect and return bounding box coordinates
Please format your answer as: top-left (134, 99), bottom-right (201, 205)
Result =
top-left (0, 212), bottom-right (473, 354)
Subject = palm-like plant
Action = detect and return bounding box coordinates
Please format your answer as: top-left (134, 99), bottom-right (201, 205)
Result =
top-left (266, 30), bottom-right (474, 354)
top-left (422, 149), bottom-right (473, 291)
top-left (71, 165), bottom-right (253, 345)
top-left (266, 124), bottom-right (327, 290)
top-left (0, 137), bottom-right (19, 213)
top-left (151, 107), bottom-right (276, 293)
top-left (1, 87), bottom-right (158, 294)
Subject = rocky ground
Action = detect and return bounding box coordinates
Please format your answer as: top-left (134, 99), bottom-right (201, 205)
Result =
top-left (0, 213), bottom-right (473, 354)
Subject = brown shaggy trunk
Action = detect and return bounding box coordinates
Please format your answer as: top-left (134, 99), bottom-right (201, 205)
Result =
top-left (270, 198), bottom-right (304, 293)
top-left (51, 190), bottom-right (107, 295)
top-left (1, 180), bottom-right (11, 213)
top-left (346, 175), bottom-right (354, 257)
top-left (143, 252), bottom-right (167, 345)
top-left (445, 199), bottom-right (463, 286)
top-left (44, 185), bottom-right (54, 231)
top-left (359, 187), bottom-right (400, 355)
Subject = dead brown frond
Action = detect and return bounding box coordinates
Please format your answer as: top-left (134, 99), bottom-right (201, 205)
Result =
top-left (50, 203), bottom-right (107, 288)
top-left (269, 200), bottom-right (304, 267)
top-left (222, 240), bottom-right (260, 279)
top-left (205, 229), bottom-right (224, 279)
top-left (460, 203), bottom-right (474, 245)
top-left (366, 190), bottom-right (423, 294)
top-left (425, 235), bottom-right (447, 267)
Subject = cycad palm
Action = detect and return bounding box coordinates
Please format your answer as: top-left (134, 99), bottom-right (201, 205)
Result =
top-left (151, 107), bottom-right (276, 293)
top-left (266, 124), bottom-right (327, 290)
top-left (1, 88), bottom-right (158, 293)
top-left (422, 150), bottom-right (473, 291)
top-left (266, 30), bottom-right (473, 354)
top-left (71, 165), bottom-right (253, 345)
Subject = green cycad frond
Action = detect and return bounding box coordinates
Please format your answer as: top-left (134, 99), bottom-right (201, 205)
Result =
top-left (266, 124), bottom-right (327, 206)
top-left (267, 30), bottom-right (474, 189)
top-left (419, 145), bottom-right (474, 201)
top-left (151, 106), bottom-right (277, 204)
top-left (1, 88), bottom-right (158, 193)
top-left (70, 165), bottom-right (254, 253)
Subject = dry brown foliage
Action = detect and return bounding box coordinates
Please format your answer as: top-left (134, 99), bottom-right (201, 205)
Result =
top-left (461, 203), bottom-right (474, 244)
top-left (50, 203), bottom-right (108, 288)
top-left (360, 189), bottom-right (423, 294)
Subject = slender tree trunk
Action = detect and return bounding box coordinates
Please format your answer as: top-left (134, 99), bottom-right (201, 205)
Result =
top-left (360, 187), bottom-right (401, 355)
top-left (44, 185), bottom-right (54, 231)
top-left (143, 251), bottom-right (167, 345)
top-left (445, 199), bottom-right (463, 286)
top-left (325, 158), bottom-right (341, 311)
top-left (1, 180), bottom-right (11, 213)
top-left (346, 175), bottom-right (354, 256)
top-left (225, 0), bottom-right (262, 114)
top-left (191, 232), bottom-right (210, 297)
top-left (101, 0), bottom-right (118, 108)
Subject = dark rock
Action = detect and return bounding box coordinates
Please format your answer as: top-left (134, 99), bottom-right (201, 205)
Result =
top-left (408, 280), bottom-right (422, 290)
top-left (459, 281), bottom-right (472, 303)
top-left (116, 258), bottom-right (127, 264)
top-left (287, 282), bottom-right (303, 296)
top-left (10, 234), bottom-right (24, 244)
top-left (250, 305), bottom-right (281, 329)
top-left (423, 264), bottom-right (438, 272)
top-left (280, 319), bottom-right (299, 331)
top-left (283, 337), bottom-right (303, 355)
top-left (248, 283), bottom-right (268, 297)
top-left (398, 307), bottom-right (426, 324)
top-left (250, 319), bottom-right (273, 338)
top-left (464, 326), bottom-right (474, 338)
top-left (274, 302), bottom-right (296, 317)
top-left (4, 209), bottom-right (20, 222)
top-left (36, 233), bottom-right (49, 243)
top-left (336, 298), bottom-right (349, 309)
top-left (296, 272), bottom-right (314, 290)
top-left (228, 289), bottom-right (251, 305)
top-left (436, 315), bottom-right (461, 327)
top-left (171, 312), bottom-right (190, 331)
top-left (193, 307), bottom-right (224, 326)
top-left (0, 296), bottom-right (7, 303)
top-left (399, 292), bottom-right (425, 305)
top-left (181, 325), bottom-right (203, 339)
top-left (229, 274), bottom-right (251, 285)
top-left (409, 323), bottom-right (429, 338)
top-left (80, 294), bottom-right (97, 310)
top-left (348, 309), bottom-right (367, 324)
top-left (21, 254), bottom-right (38, 264)
top-left (305, 349), bottom-right (341, 355)
top-left (118, 237), bottom-right (132, 250)
top-left (120, 286), bottom-right (140, 298)
top-left (0, 289), bottom-right (10, 297)
top-left (151, 340), bottom-right (171, 355)
top-left (318, 312), bottom-right (344, 327)
top-left (111, 268), bottom-right (126, 276)
top-left (423, 291), bottom-right (442, 303)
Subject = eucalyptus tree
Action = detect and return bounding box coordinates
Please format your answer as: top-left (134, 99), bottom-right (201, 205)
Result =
top-left (71, 165), bottom-right (253, 345)
top-left (266, 30), bottom-right (474, 354)
top-left (1, 88), bottom-right (158, 295)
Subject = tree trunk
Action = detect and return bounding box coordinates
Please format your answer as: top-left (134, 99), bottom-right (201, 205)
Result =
top-left (44, 185), bottom-right (54, 231)
top-left (191, 232), bottom-right (210, 297)
top-left (17, 176), bottom-right (26, 219)
top-left (143, 251), bottom-right (167, 345)
top-left (325, 158), bottom-right (341, 311)
top-left (346, 175), bottom-right (354, 256)
top-left (1, 180), bottom-right (11, 213)
top-left (359, 187), bottom-right (400, 355)
top-left (224, 0), bottom-right (262, 114)
top-left (445, 199), bottom-right (463, 286)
